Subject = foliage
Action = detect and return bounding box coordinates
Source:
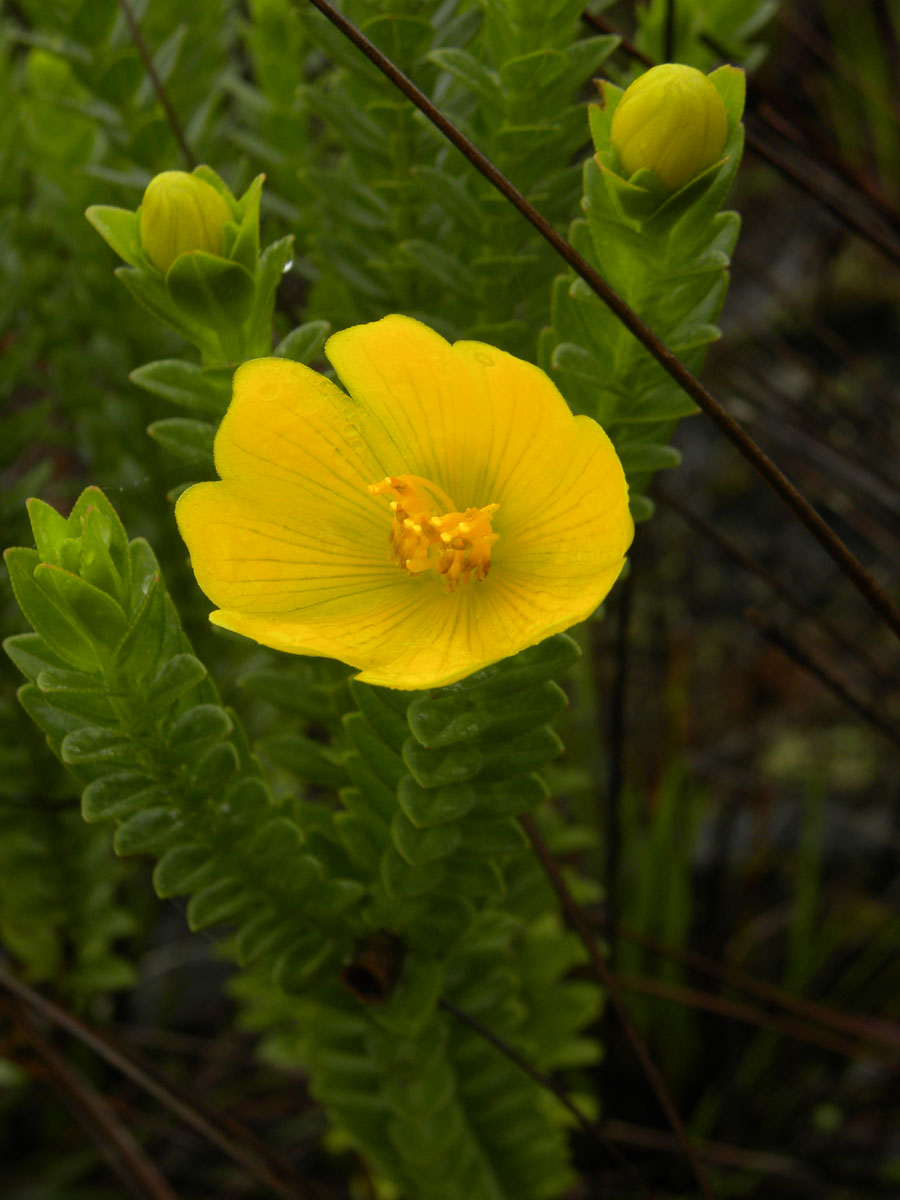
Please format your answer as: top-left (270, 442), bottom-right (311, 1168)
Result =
top-left (5, 0), bottom-right (900, 1197)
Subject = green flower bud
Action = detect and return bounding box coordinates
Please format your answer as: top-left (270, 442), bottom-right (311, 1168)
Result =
top-left (139, 171), bottom-right (233, 273)
top-left (610, 64), bottom-right (728, 192)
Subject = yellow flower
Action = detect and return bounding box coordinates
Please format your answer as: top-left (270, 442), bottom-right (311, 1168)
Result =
top-left (139, 170), bottom-right (233, 273)
top-left (175, 316), bottom-right (633, 690)
top-left (611, 64), bottom-right (728, 192)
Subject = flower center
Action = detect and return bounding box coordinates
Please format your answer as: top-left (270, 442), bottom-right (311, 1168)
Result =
top-left (368, 475), bottom-right (499, 592)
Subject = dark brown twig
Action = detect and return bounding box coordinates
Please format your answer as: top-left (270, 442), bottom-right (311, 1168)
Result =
top-left (519, 815), bottom-right (717, 1200)
top-left (744, 608), bottom-right (900, 749)
top-left (2, 996), bottom-right (179, 1200)
top-left (437, 997), bottom-right (653, 1199)
top-left (0, 966), bottom-right (316, 1200)
top-left (304, 0), bottom-right (900, 649)
top-left (589, 912), bottom-right (900, 1054)
top-left (116, 0), bottom-right (196, 168)
top-left (613, 972), bottom-right (888, 1061)
top-left (653, 486), bottom-right (894, 689)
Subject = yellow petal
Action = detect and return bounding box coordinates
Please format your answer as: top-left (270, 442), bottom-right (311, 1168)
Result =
top-left (176, 480), bottom-right (398, 617)
top-left (177, 316), bottom-right (635, 690)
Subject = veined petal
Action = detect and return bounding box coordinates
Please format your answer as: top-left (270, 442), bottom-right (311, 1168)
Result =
top-left (213, 356), bottom-right (386, 535)
top-left (178, 315), bottom-right (635, 691)
top-left (175, 481), bottom-right (397, 616)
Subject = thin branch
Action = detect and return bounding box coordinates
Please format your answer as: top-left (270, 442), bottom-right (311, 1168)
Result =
top-left (2, 997), bottom-right (179, 1200)
top-left (653, 486), bottom-right (895, 690)
top-left (116, 0), bottom-right (196, 169)
top-left (604, 1119), bottom-right (815, 1183)
top-left (0, 966), bottom-right (319, 1200)
top-left (590, 915), bottom-right (900, 1055)
top-left (519, 815), bottom-right (717, 1200)
top-left (303, 0), bottom-right (900, 649)
top-left (437, 997), bottom-right (653, 1199)
top-left (744, 607), bottom-right (900, 750)
top-left (613, 972), bottom-right (889, 1061)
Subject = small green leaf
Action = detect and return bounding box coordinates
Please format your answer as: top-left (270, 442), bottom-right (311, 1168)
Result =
top-left (186, 878), bottom-right (252, 930)
top-left (113, 807), bottom-right (182, 855)
top-left (166, 252), bottom-right (255, 336)
top-left (62, 725), bottom-right (142, 767)
top-left (153, 844), bottom-right (217, 897)
top-left (147, 418), bottom-right (216, 465)
top-left (477, 726), bottom-right (563, 781)
top-left (428, 48), bottom-right (502, 107)
top-left (407, 681), bottom-right (567, 749)
top-left (343, 712), bottom-right (406, 787)
top-left (82, 772), bottom-right (166, 822)
top-left (391, 811), bottom-right (462, 866)
top-left (274, 320), bottom-right (332, 364)
top-left (130, 359), bottom-right (231, 419)
top-left (259, 733), bottom-right (347, 788)
top-left (397, 777), bottom-right (475, 828)
top-left (168, 704), bottom-right (232, 755)
top-left (381, 846), bottom-right (445, 898)
top-left (402, 739), bottom-right (483, 788)
top-left (4, 632), bottom-right (71, 684)
top-left (34, 564), bottom-right (128, 646)
top-left (85, 204), bottom-right (150, 269)
top-left (25, 499), bottom-right (70, 566)
top-left (5, 548), bottom-right (101, 673)
top-left (146, 653), bottom-right (207, 714)
top-left (349, 679), bottom-right (412, 752)
top-left (272, 933), bottom-right (336, 991)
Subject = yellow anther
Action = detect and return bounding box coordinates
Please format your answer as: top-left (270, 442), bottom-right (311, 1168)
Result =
top-left (368, 472), bottom-right (499, 592)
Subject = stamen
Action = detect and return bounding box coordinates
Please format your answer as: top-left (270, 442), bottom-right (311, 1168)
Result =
top-left (368, 472), bottom-right (499, 592)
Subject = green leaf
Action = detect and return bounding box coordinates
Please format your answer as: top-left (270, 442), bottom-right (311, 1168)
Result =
top-left (381, 845), bottom-right (446, 898)
top-left (85, 204), bottom-right (150, 269)
top-left (113, 807), bottom-right (183, 855)
top-left (4, 548), bottom-right (101, 673)
top-left (82, 772), bottom-right (166, 822)
top-left (33, 564), bottom-right (128, 646)
top-left (190, 741), bottom-right (239, 795)
top-left (186, 878), bottom-right (252, 930)
top-left (374, 956), bottom-right (444, 1038)
top-left (462, 818), bottom-right (528, 856)
top-left (146, 653), bottom-right (207, 714)
top-left (115, 266), bottom-right (215, 355)
top-left (147, 418), bottom-right (216, 465)
top-left (229, 173), bottom-right (263, 274)
top-left (478, 726), bottom-right (564, 781)
top-left (391, 811), bottom-right (462, 866)
top-left (150, 843), bottom-right (213, 896)
top-left (407, 681), bottom-right (567, 749)
top-left (274, 320), bottom-right (332, 364)
top-left (272, 933), bottom-right (336, 991)
top-left (165, 252), bottom-right (255, 345)
top-left (25, 498), bottom-right (70, 567)
top-left (129, 360), bottom-right (231, 419)
top-left (349, 679), bottom-right (412, 752)
top-left (402, 738), bottom-right (483, 789)
top-left (37, 667), bottom-right (121, 723)
top-left (343, 712), bottom-right (407, 788)
top-left (61, 725), bottom-right (142, 767)
top-left (168, 704), bottom-right (232, 755)
top-left (259, 733), bottom-right (347, 789)
top-left (428, 47), bottom-right (503, 107)
top-left (397, 777), bottom-right (476, 829)
top-left (4, 632), bottom-right (71, 684)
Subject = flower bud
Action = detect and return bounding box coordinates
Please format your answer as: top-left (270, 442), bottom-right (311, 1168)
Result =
top-left (139, 171), bottom-right (233, 273)
top-left (610, 64), bottom-right (728, 192)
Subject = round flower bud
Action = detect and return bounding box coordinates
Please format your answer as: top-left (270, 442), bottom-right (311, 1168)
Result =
top-left (610, 64), bottom-right (728, 192)
top-left (139, 171), bottom-right (233, 273)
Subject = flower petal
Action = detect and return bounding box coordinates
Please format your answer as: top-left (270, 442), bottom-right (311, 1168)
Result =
top-left (175, 481), bottom-right (398, 616)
